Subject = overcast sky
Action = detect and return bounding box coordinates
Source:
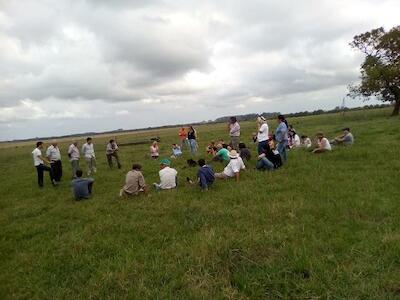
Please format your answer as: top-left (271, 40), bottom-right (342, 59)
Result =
top-left (0, 0), bottom-right (398, 140)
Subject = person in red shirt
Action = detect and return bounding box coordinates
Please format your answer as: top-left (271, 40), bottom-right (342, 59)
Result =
top-left (178, 127), bottom-right (188, 149)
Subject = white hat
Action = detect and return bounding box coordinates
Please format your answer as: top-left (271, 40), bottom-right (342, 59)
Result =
top-left (229, 150), bottom-right (239, 159)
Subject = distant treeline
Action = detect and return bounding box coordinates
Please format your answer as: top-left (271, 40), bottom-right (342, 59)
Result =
top-left (2, 103), bottom-right (391, 143)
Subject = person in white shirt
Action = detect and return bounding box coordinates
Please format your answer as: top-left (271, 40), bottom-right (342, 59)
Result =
top-left (153, 159), bottom-right (178, 190)
top-left (82, 137), bottom-right (96, 175)
top-left (46, 140), bottom-right (62, 183)
top-left (215, 150), bottom-right (246, 182)
top-left (313, 132), bottom-right (332, 153)
top-left (32, 141), bottom-right (55, 187)
top-left (68, 140), bottom-right (80, 178)
top-left (256, 116), bottom-right (269, 154)
top-left (228, 116), bottom-right (240, 150)
top-left (106, 139), bottom-right (122, 169)
top-left (301, 135), bottom-right (312, 148)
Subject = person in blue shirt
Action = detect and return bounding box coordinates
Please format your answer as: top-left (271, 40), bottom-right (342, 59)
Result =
top-left (275, 114), bottom-right (288, 162)
top-left (187, 159), bottom-right (215, 191)
top-left (70, 169), bottom-right (94, 200)
top-left (171, 143), bottom-right (183, 158)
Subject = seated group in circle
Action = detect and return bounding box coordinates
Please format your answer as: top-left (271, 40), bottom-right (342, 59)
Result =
top-left (31, 116), bottom-right (355, 200)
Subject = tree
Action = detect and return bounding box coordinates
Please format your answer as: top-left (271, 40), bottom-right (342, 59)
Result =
top-left (349, 26), bottom-right (400, 116)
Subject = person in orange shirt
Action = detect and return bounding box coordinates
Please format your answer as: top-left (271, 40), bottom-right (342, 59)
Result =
top-left (178, 127), bottom-right (188, 149)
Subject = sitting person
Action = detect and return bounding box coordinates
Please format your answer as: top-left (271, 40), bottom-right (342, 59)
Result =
top-left (238, 142), bottom-right (251, 161)
top-left (70, 169), bottom-right (94, 200)
top-left (206, 141), bottom-right (217, 155)
top-left (313, 132), bottom-right (332, 153)
top-left (212, 144), bottom-right (230, 162)
top-left (301, 135), bottom-right (312, 148)
top-left (119, 163), bottom-right (147, 197)
top-left (332, 127), bottom-right (354, 146)
top-left (187, 159), bottom-right (215, 191)
top-left (215, 150), bottom-right (245, 182)
top-left (256, 142), bottom-right (281, 171)
top-left (171, 143), bottom-right (182, 158)
top-left (153, 159), bottom-right (178, 190)
top-left (150, 141), bottom-right (159, 159)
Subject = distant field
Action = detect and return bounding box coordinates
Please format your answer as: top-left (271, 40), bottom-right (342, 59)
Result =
top-left (1, 107), bottom-right (399, 299)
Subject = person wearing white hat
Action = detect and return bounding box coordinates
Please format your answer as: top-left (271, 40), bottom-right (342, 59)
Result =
top-left (214, 150), bottom-right (246, 182)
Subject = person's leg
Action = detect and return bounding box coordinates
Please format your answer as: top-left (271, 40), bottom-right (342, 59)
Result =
top-left (50, 162), bottom-right (58, 182)
top-left (55, 160), bottom-right (62, 181)
top-left (231, 136), bottom-right (239, 150)
top-left (214, 172), bottom-right (228, 179)
top-left (92, 158), bottom-right (97, 173)
top-left (86, 158), bottom-right (92, 175)
top-left (257, 140), bottom-right (267, 155)
top-left (88, 182), bottom-right (93, 195)
top-left (106, 154), bottom-right (113, 168)
top-left (36, 166), bottom-right (44, 187)
top-left (277, 142), bottom-right (287, 162)
top-left (114, 153), bottom-right (122, 169)
top-left (261, 157), bottom-right (274, 170)
top-left (71, 160), bottom-right (77, 178)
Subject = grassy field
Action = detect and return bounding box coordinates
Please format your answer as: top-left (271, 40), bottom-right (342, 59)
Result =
top-left (1, 108), bottom-right (399, 299)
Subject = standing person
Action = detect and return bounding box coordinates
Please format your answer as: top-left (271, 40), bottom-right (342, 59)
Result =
top-left (150, 141), bottom-right (159, 159)
top-left (32, 141), bottom-right (55, 187)
top-left (187, 126), bottom-right (198, 155)
top-left (153, 159), bottom-right (178, 190)
top-left (228, 117), bottom-right (240, 150)
top-left (215, 150), bottom-right (246, 182)
top-left (275, 115), bottom-right (288, 161)
top-left (256, 116), bottom-right (269, 154)
top-left (82, 137), bottom-right (96, 175)
top-left (178, 127), bottom-right (188, 149)
top-left (119, 163), bottom-right (147, 197)
top-left (70, 170), bottom-right (94, 200)
top-left (313, 132), bottom-right (332, 153)
top-left (68, 140), bottom-right (80, 178)
top-left (46, 140), bottom-right (62, 183)
top-left (106, 139), bottom-right (122, 169)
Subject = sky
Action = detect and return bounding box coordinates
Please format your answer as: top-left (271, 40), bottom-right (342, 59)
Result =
top-left (0, 0), bottom-right (399, 140)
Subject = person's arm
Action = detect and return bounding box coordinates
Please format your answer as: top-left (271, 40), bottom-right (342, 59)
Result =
top-left (38, 154), bottom-right (50, 164)
top-left (258, 153), bottom-right (266, 159)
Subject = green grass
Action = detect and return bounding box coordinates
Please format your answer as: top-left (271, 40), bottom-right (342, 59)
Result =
top-left (1, 108), bottom-right (400, 299)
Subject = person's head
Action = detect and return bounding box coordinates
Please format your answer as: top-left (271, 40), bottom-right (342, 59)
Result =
top-left (72, 140), bottom-right (78, 146)
top-left (316, 132), bottom-right (324, 139)
top-left (301, 135), bottom-right (308, 140)
top-left (238, 142), bottom-right (246, 149)
top-left (342, 127), bottom-right (350, 134)
top-left (76, 169), bottom-right (83, 178)
top-left (109, 139), bottom-right (114, 144)
top-left (152, 141), bottom-right (158, 147)
top-left (159, 158), bottom-right (171, 169)
top-left (257, 115), bottom-right (266, 124)
top-left (216, 143), bottom-right (223, 150)
top-left (229, 150), bottom-right (239, 159)
top-left (87, 137), bottom-right (92, 144)
top-left (230, 116), bottom-right (237, 124)
top-left (36, 141), bottom-right (43, 149)
top-left (131, 163), bottom-right (142, 171)
top-left (198, 158), bottom-right (206, 167)
top-left (277, 114), bottom-right (285, 123)
top-left (51, 139), bottom-right (58, 147)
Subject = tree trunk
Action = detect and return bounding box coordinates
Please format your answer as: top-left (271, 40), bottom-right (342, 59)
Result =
top-left (392, 100), bottom-right (400, 116)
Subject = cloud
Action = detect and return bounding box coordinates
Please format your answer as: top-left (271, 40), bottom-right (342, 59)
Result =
top-left (0, 0), bottom-right (399, 139)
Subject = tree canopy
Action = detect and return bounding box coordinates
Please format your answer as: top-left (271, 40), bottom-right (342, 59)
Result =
top-left (349, 26), bottom-right (400, 115)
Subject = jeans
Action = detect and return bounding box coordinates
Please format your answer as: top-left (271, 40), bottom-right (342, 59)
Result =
top-left (50, 160), bottom-right (62, 182)
top-left (188, 139), bottom-right (198, 154)
top-left (106, 152), bottom-right (121, 168)
top-left (71, 160), bottom-right (80, 178)
top-left (257, 140), bottom-right (268, 154)
top-left (276, 141), bottom-right (288, 162)
top-left (35, 164), bottom-right (54, 187)
top-left (256, 158), bottom-right (274, 171)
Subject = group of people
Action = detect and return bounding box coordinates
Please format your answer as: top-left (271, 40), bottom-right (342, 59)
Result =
top-left (31, 115), bottom-right (354, 200)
